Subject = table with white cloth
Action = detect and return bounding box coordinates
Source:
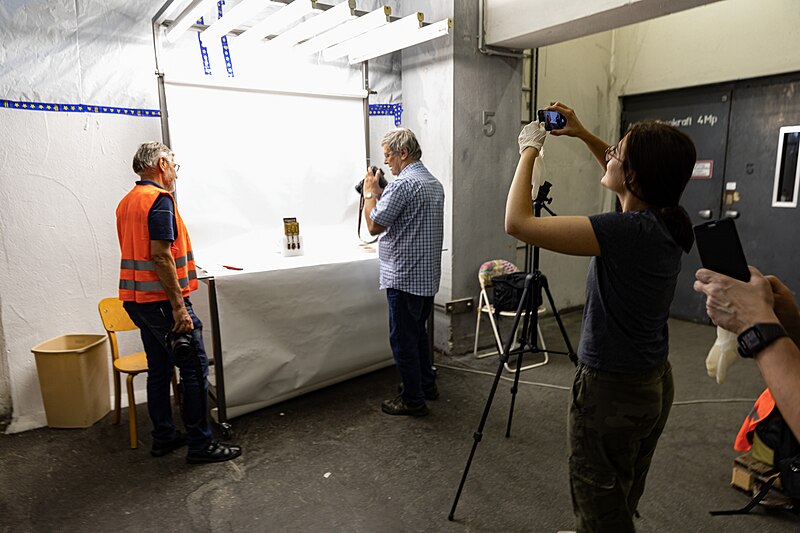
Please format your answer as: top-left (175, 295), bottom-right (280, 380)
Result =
top-left (192, 228), bottom-right (393, 424)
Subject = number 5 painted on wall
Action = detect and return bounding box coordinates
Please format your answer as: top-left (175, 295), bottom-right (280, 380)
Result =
top-left (482, 111), bottom-right (496, 137)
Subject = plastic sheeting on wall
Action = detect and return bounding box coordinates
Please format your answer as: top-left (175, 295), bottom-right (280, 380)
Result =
top-left (0, 0), bottom-right (166, 108)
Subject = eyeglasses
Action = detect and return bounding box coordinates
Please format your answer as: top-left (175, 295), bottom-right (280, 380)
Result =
top-left (162, 157), bottom-right (180, 172)
top-left (605, 145), bottom-right (622, 163)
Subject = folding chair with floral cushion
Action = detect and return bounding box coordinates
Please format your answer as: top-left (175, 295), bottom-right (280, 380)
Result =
top-left (473, 260), bottom-right (548, 371)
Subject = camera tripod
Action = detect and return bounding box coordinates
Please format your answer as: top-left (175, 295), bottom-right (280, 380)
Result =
top-left (448, 181), bottom-right (578, 521)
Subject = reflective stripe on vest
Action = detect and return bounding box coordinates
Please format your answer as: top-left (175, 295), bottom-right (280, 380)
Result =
top-left (120, 251), bottom-right (195, 271)
top-left (119, 269), bottom-right (198, 291)
top-left (734, 388), bottom-right (776, 452)
top-left (116, 184), bottom-right (199, 303)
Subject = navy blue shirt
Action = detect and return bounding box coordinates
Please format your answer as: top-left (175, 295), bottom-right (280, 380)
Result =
top-left (578, 209), bottom-right (682, 373)
top-left (137, 180), bottom-right (176, 242)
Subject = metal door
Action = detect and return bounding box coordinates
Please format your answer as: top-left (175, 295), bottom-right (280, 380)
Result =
top-left (622, 86), bottom-right (732, 322)
top-left (724, 74), bottom-right (800, 293)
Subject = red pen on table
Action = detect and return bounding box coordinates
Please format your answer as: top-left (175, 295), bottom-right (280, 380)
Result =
top-left (220, 264), bottom-right (243, 270)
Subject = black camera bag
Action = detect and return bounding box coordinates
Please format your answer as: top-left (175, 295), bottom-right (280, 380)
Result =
top-left (492, 272), bottom-right (531, 312)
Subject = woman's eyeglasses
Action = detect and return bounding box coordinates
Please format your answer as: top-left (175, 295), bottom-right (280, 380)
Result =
top-left (604, 145), bottom-right (622, 163)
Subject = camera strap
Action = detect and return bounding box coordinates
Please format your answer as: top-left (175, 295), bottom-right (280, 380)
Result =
top-left (357, 190), bottom-right (378, 245)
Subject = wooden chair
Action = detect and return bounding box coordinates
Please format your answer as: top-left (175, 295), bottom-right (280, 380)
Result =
top-left (98, 297), bottom-right (180, 449)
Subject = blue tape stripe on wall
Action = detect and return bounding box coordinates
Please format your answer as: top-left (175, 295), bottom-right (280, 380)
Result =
top-left (1, 100), bottom-right (400, 124)
top-left (1, 99), bottom-right (160, 117)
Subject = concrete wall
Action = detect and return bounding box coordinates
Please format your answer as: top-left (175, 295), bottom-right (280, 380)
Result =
top-left (401, 0), bottom-right (522, 354)
top-left (533, 0), bottom-right (800, 311)
top-left (528, 33), bottom-right (615, 309)
top-left (610, 0), bottom-right (800, 96)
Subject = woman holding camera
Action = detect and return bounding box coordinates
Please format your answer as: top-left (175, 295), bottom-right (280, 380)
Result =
top-left (506, 103), bottom-right (696, 533)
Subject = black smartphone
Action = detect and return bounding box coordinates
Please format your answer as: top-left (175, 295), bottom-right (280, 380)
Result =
top-left (537, 109), bottom-right (567, 131)
top-left (693, 218), bottom-right (750, 281)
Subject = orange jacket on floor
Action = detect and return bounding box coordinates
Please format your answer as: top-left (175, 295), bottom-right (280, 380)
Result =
top-left (734, 388), bottom-right (775, 452)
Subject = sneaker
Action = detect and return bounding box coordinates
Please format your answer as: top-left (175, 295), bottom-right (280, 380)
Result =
top-left (381, 395), bottom-right (429, 417)
top-left (186, 440), bottom-right (242, 464)
top-left (150, 431), bottom-right (187, 457)
top-left (396, 382), bottom-right (440, 401)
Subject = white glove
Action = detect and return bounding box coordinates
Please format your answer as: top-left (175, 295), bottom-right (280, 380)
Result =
top-left (518, 121), bottom-right (547, 155)
top-left (706, 326), bottom-right (739, 384)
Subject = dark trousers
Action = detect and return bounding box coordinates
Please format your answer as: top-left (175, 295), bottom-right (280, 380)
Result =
top-left (386, 288), bottom-right (435, 406)
top-left (123, 298), bottom-right (212, 451)
top-left (568, 361), bottom-right (674, 533)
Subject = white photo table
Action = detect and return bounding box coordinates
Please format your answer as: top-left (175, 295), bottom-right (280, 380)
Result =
top-left (192, 228), bottom-right (393, 426)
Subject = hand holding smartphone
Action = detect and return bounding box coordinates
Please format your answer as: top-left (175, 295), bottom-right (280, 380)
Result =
top-left (693, 218), bottom-right (750, 281)
top-left (537, 109), bottom-right (567, 131)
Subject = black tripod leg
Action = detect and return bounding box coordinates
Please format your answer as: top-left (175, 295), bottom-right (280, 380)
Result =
top-left (505, 274), bottom-right (538, 438)
top-left (448, 278), bottom-right (532, 521)
top-left (540, 275), bottom-right (578, 365)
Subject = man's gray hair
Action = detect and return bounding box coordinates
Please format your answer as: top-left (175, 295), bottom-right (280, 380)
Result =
top-left (132, 141), bottom-right (172, 175)
top-left (382, 128), bottom-right (422, 161)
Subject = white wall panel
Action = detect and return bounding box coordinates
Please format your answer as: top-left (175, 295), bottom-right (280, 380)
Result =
top-left (0, 110), bottom-right (161, 432)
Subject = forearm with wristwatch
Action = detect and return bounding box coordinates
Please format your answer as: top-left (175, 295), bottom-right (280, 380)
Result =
top-left (736, 322), bottom-right (790, 358)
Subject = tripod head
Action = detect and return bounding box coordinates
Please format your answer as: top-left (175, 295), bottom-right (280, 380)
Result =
top-left (534, 180), bottom-right (552, 205)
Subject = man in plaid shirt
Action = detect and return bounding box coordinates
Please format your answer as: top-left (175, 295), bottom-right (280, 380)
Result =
top-left (362, 128), bottom-right (445, 416)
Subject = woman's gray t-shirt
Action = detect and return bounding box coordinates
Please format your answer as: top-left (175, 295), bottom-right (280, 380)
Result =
top-left (577, 209), bottom-right (682, 374)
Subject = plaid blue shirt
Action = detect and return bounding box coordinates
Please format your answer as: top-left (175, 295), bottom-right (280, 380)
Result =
top-left (370, 161), bottom-right (444, 297)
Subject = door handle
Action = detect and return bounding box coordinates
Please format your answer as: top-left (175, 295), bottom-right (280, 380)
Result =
top-left (698, 210), bottom-right (713, 219)
top-left (723, 210), bottom-right (740, 219)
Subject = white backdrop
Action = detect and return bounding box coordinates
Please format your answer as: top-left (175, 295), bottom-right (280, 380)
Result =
top-left (165, 81), bottom-right (368, 255)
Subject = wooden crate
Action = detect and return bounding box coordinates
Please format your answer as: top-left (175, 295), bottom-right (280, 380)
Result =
top-left (732, 453), bottom-right (782, 493)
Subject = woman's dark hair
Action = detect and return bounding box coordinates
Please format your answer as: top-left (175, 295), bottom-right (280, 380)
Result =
top-left (621, 121), bottom-right (697, 253)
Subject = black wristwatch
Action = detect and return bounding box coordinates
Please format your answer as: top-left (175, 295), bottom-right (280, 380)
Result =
top-left (737, 323), bottom-right (788, 358)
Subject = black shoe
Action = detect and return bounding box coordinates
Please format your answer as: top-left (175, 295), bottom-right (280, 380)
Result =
top-left (186, 440), bottom-right (242, 464)
top-left (396, 383), bottom-right (440, 401)
top-left (150, 431), bottom-right (187, 457)
top-left (424, 384), bottom-right (439, 400)
top-left (381, 396), bottom-right (429, 417)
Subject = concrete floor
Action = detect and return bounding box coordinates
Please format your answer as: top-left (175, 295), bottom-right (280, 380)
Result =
top-left (1, 310), bottom-right (798, 532)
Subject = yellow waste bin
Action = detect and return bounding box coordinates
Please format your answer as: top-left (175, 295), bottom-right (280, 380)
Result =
top-left (31, 334), bottom-right (110, 428)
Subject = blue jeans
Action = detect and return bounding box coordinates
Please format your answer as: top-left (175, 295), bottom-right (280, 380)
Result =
top-left (386, 288), bottom-right (435, 406)
top-left (123, 298), bottom-right (212, 451)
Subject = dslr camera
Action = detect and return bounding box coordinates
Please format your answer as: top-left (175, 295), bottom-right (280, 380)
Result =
top-left (355, 166), bottom-right (387, 194)
top-left (166, 331), bottom-right (198, 367)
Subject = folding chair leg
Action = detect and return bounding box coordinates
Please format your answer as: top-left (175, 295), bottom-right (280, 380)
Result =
top-left (473, 309), bottom-right (482, 356)
top-left (504, 309), bottom-right (549, 373)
